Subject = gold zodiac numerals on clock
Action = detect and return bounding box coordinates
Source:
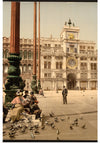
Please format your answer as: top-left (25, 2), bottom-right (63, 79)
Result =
top-left (68, 59), bottom-right (76, 67)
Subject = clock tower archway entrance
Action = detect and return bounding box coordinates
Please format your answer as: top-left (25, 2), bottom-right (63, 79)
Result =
top-left (67, 73), bottom-right (76, 90)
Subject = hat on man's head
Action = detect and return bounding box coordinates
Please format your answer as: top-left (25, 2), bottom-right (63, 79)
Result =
top-left (30, 91), bottom-right (34, 95)
top-left (25, 90), bottom-right (28, 94)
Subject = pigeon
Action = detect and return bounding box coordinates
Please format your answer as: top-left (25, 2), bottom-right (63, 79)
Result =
top-left (56, 129), bottom-right (60, 135)
top-left (51, 124), bottom-right (55, 129)
top-left (3, 131), bottom-right (6, 134)
top-left (72, 123), bottom-right (75, 126)
top-left (50, 122), bottom-right (54, 126)
top-left (75, 122), bottom-right (79, 126)
top-left (54, 117), bottom-right (58, 120)
top-left (34, 130), bottom-right (40, 134)
top-left (9, 132), bottom-right (15, 138)
top-left (29, 126), bottom-right (34, 130)
top-left (55, 119), bottom-right (59, 122)
top-left (10, 128), bottom-right (15, 132)
top-left (57, 136), bottom-right (60, 140)
top-left (41, 125), bottom-right (45, 130)
top-left (21, 126), bottom-right (26, 133)
top-left (70, 125), bottom-right (73, 130)
top-left (10, 124), bottom-right (14, 128)
top-left (54, 117), bottom-right (59, 122)
top-left (49, 112), bottom-right (54, 117)
top-left (68, 117), bottom-right (70, 120)
top-left (81, 124), bottom-right (86, 129)
top-left (3, 131), bottom-right (6, 136)
top-left (19, 118), bottom-right (25, 122)
top-left (45, 121), bottom-right (48, 125)
top-left (31, 132), bottom-right (35, 139)
top-left (34, 124), bottom-right (39, 129)
top-left (74, 118), bottom-right (78, 123)
top-left (18, 124), bottom-right (22, 128)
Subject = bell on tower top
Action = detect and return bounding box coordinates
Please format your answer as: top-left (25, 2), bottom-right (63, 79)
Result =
top-left (68, 18), bottom-right (72, 27)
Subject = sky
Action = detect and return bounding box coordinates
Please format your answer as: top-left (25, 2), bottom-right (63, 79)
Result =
top-left (3, 2), bottom-right (97, 43)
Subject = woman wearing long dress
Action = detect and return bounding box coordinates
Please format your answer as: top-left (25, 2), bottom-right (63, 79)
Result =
top-left (10, 89), bottom-right (28, 122)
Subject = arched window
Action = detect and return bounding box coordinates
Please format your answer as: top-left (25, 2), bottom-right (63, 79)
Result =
top-left (48, 62), bottom-right (51, 69)
top-left (4, 64), bottom-right (8, 73)
top-left (5, 49), bottom-right (9, 59)
top-left (20, 64), bottom-right (22, 74)
top-left (60, 62), bottom-right (62, 69)
top-left (44, 61), bottom-right (47, 69)
top-left (28, 51), bottom-right (31, 59)
top-left (20, 50), bottom-right (23, 58)
top-left (31, 52), bottom-right (33, 59)
top-left (28, 64), bottom-right (31, 71)
top-left (23, 64), bottom-right (27, 72)
top-left (24, 50), bottom-right (27, 59)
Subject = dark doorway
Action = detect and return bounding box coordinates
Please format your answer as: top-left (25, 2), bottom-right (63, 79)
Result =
top-left (67, 73), bottom-right (76, 89)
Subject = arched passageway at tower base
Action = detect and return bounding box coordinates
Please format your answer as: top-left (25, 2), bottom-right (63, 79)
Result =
top-left (67, 73), bottom-right (76, 90)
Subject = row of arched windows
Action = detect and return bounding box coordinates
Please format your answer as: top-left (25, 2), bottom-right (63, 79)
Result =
top-left (20, 64), bottom-right (32, 73)
top-left (3, 50), bottom-right (38, 60)
top-left (3, 64), bottom-right (33, 74)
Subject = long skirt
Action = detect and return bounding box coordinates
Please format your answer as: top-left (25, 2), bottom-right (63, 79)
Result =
top-left (10, 104), bottom-right (24, 122)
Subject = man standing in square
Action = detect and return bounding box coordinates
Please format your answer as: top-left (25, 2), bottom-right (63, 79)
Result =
top-left (62, 86), bottom-right (68, 104)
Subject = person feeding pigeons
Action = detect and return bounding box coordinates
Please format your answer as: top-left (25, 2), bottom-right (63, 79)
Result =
top-left (25, 91), bottom-right (42, 119)
top-left (23, 90), bottom-right (29, 99)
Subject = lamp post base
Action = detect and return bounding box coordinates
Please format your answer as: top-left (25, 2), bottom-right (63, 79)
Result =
top-left (37, 79), bottom-right (41, 93)
top-left (31, 75), bottom-right (38, 94)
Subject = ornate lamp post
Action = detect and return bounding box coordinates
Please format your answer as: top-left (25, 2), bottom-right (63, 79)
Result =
top-left (31, 2), bottom-right (38, 93)
top-left (4, 2), bottom-right (25, 103)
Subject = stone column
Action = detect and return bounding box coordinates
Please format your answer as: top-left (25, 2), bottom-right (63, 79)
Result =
top-left (76, 80), bottom-right (80, 90)
top-left (4, 2), bottom-right (25, 103)
top-left (88, 81), bottom-right (90, 90)
top-left (31, 2), bottom-right (38, 93)
top-left (37, 2), bottom-right (41, 91)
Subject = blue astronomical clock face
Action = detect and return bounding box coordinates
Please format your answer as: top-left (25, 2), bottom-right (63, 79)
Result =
top-left (67, 57), bottom-right (77, 69)
top-left (68, 59), bottom-right (76, 67)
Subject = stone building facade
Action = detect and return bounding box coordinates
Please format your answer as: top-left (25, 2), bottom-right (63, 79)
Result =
top-left (3, 22), bottom-right (97, 91)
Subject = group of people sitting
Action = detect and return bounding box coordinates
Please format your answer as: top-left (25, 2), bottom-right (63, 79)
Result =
top-left (3, 89), bottom-right (42, 123)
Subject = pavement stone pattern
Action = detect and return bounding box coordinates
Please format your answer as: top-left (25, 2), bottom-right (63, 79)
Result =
top-left (3, 90), bottom-right (97, 141)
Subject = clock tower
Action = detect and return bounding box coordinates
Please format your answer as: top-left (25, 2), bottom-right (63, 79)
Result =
top-left (60, 19), bottom-right (80, 89)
